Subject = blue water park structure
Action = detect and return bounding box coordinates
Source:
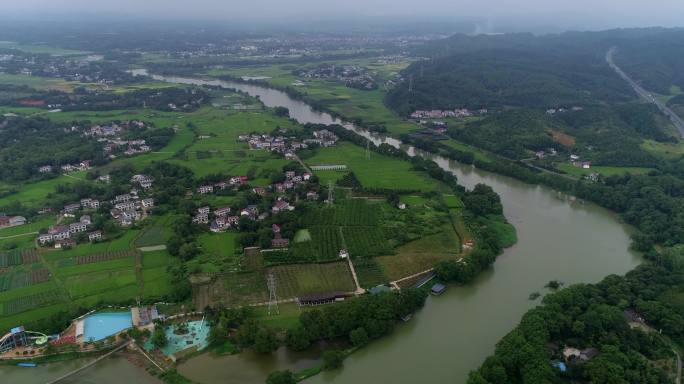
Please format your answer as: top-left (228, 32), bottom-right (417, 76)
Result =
top-left (144, 316), bottom-right (210, 360)
top-left (0, 325), bottom-right (50, 354)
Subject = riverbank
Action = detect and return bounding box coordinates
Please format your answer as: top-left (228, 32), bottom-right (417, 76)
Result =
top-left (133, 72), bottom-right (642, 384)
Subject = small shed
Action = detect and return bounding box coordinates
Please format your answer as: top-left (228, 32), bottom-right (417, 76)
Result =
top-left (431, 283), bottom-right (446, 295)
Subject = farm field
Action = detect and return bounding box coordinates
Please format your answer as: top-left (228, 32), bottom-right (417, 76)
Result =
top-left (376, 224), bottom-right (462, 281)
top-left (555, 163), bottom-right (655, 177)
top-left (0, 229), bottom-right (174, 330)
top-left (192, 232), bottom-right (240, 273)
top-left (268, 262), bottom-right (355, 298)
top-left (168, 108), bottom-right (298, 177)
top-left (205, 58), bottom-right (418, 135)
top-left (134, 215), bottom-right (174, 247)
top-left (306, 142), bottom-right (442, 191)
top-left (0, 73), bottom-right (82, 92)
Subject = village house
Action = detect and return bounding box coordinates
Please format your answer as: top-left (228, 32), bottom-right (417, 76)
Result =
top-left (55, 238), bottom-right (76, 249)
top-left (115, 201), bottom-right (136, 211)
top-left (271, 224), bottom-right (289, 248)
top-left (197, 185), bottom-right (214, 194)
top-left (98, 174), bottom-right (111, 183)
top-left (113, 193), bottom-right (133, 203)
top-left (38, 165), bottom-right (53, 173)
top-left (192, 213), bottom-right (209, 225)
top-left (214, 206), bottom-right (231, 217)
top-left (141, 198), bottom-right (154, 209)
top-left (132, 174), bottom-right (154, 189)
top-left (197, 206), bottom-right (211, 215)
top-left (0, 215), bottom-right (26, 228)
top-left (272, 200), bottom-right (292, 213)
top-left (80, 198), bottom-right (100, 209)
top-left (252, 187), bottom-right (266, 196)
top-left (39, 225), bottom-right (71, 245)
top-left (62, 203), bottom-right (81, 216)
top-left (306, 191), bottom-right (319, 200)
top-left (88, 230), bottom-right (102, 242)
top-left (230, 176), bottom-right (248, 186)
top-left (215, 181), bottom-right (229, 190)
top-left (69, 216), bottom-right (91, 234)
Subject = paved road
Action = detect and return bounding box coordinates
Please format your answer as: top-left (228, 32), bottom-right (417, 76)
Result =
top-left (607, 47), bottom-right (684, 138)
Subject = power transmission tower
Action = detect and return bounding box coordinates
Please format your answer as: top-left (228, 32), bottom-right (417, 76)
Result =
top-left (267, 272), bottom-right (279, 315)
top-left (327, 180), bottom-right (334, 206)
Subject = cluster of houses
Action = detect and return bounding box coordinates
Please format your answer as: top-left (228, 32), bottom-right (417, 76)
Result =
top-left (238, 129), bottom-right (338, 159)
top-left (192, 205), bottom-right (241, 232)
top-left (194, 171), bottom-right (317, 234)
top-left (84, 120), bottom-right (146, 138)
top-left (0, 214), bottom-right (26, 229)
top-left (196, 176), bottom-right (249, 195)
top-left (410, 108), bottom-right (488, 120)
top-left (545, 106), bottom-right (584, 115)
top-left (534, 148), bottom-right (558, 160)
top-left (38, 216), bottom-right (100, 248)
top-left (295, 64), bottom-right (377, 90)
top-left (38, 160), bottom-right (92, 174)
top-left (109, 192), bottom-right (154, 227)
top-left (103, 138), bottom-right (151, 157)
top-left (569, 154), bottom-right (592, 169)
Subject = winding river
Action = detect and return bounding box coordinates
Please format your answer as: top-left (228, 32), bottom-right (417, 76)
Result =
top-left (3, 72), bottom-right (642, 383)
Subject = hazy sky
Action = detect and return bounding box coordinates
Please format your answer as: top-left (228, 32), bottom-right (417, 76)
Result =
top-left (4, 0), bottom-right (684, 32)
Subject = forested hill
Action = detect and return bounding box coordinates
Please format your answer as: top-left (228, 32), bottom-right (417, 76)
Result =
top-left (385, 49), bottom-right (632, 114)
top-left (386, 28), bottom-right (684, 116)
top-left (610, 28), bottom-right (684, 95)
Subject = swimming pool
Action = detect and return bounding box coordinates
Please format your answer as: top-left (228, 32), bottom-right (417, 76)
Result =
top-left (83, 312), bottom-right (133, 342)
top-left (144, 320), bottom-right (210, 356)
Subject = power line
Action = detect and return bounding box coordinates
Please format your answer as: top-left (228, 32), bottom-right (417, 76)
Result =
top-left (267, 272), bottom-right (278, 315)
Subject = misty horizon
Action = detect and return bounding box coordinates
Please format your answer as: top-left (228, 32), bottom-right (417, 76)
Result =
top-left (3, 0), bottom-right (684, 34)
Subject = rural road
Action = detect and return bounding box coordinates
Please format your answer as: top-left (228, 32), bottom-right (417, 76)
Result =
top-left (606, 47), bottom-right (684, 138)
top-left (674, 348), bottom-right (682, 384)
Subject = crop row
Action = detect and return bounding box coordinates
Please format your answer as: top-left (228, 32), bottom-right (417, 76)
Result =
top-left (3, 290), bottom-right (61, 316)
top-left (301, 200), bottom-right (380, 227)
top-left (342, 226), bottom-right (392, 257)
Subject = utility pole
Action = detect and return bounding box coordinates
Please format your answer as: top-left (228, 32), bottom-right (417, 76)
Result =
top-left (366, 139), bottom-right (371, 160)
top-left (408, 74), bottom-right (413, 93)
top-left (327, 180), bottom-right (334, 206)
top-left (267, 272), bottom-right (278, 315)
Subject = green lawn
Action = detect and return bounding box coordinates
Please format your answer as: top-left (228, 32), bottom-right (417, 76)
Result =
top-left (0, 216), bottom-right (54, 237)
top-left (135, 215), bottom-right (174, 247)
top-left (642, 139), bottom-right (684, 159)
top-left (306, 142), bottom-right (442, 191)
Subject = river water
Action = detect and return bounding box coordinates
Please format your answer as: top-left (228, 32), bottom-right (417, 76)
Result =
top-left (3, 72), bottom-right (642, 383)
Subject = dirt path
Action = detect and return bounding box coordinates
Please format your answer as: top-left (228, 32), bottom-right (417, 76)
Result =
top-left (138, 245), bottom-right (167, 252)
top-left (338, 227), bottom-right (365, 294)
top-left (0, 231), bottom-right (37, 240)
top-left (135, 250), bottom-right (144, 298)
top-left (37, 251), bottom-right (71, 301)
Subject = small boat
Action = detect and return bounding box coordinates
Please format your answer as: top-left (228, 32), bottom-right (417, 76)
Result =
top-left (17, 362), bottom-right (37, 367)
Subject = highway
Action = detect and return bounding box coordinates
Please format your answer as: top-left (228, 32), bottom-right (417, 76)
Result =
top-left (606, 47), bottom-right (684, 138)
